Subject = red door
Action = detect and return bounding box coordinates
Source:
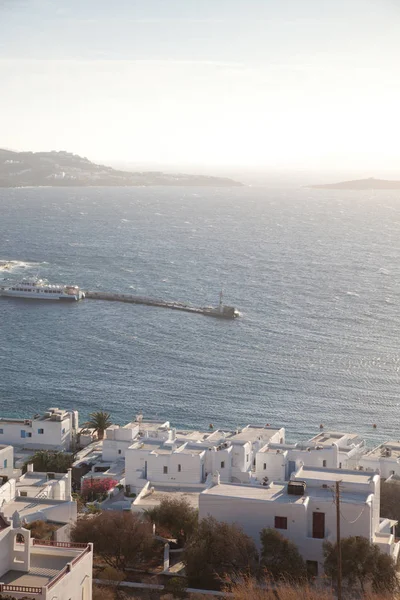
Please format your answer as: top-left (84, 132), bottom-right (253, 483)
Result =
top-left (312, 512), bottom-right (325, 538)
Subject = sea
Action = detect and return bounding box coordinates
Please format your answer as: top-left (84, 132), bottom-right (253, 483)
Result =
top-left (1, 185), bottom-right (400, 447)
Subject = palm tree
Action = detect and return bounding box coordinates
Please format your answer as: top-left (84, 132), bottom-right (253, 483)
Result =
top-left (82, 411), bottom-right (112, 440)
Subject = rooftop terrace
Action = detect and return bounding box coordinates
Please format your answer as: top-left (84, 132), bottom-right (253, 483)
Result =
top-left (309, 431), bottom-right (364, 449)
top-left (134, 486), bottom-right (201, 510)
top-left (0, 541), bottom-right (91, 594)
top-left (363, 441), bottom-right (400, 460)
top-left (203, 481), bottom-right (370, 505)
top-left (229, 425), bottom-right (284, 444)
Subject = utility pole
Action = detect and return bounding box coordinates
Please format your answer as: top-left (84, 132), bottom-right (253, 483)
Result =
top-left (335, 480), bottom-right (342, 600)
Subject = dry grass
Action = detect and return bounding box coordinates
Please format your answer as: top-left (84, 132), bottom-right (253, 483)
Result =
top-left (227, 578), bottom-right (400, 600)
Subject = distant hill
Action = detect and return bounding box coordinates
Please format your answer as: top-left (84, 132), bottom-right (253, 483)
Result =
top-left (0, 149), bottom-right (243, 187)
top-left (308, 177), bottom-right (400, 190)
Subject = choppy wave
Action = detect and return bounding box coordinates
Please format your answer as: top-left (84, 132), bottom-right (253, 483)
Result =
top-left (0, 259), bottom-right (40, 272)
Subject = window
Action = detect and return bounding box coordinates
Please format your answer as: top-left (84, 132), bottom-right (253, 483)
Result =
top-left (0, 429), bottom-right (3, 434)
top-left (263, 463), bottom-right (267, 470)
top-left (62, 428), bottom-right (65, 434)
top-left (178, 464), bottom-right (181, 472)
top-left (220, 461), bottom-right (225, 469)
top-left (118, 449), bottom-right (122, 455)
top-left (3, 459), bottom-right (7, 468)
top-left (274, 516), bottom-right (287, 529)
top-left (20, 430), bottom-right (26, 438)
top-left (163, 466), bottom-right (168, 474)
top-left (312, 512), bottom-right (325, 539)
top-left (246, 454), bottom-right (249, 462)
top-left (306, 561), bottom-right (318, 578)
top-left (322, 460), bottom-right (327, 467)
top-left (38, 428), bottom-right (44, 434)
top-left (339, 462), bottom-right (342, 469)
top-left (27, 433), bottom-right (32, 438)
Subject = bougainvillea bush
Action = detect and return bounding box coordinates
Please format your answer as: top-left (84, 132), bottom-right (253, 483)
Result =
top-left (81, 478), bottom-right (118, 502)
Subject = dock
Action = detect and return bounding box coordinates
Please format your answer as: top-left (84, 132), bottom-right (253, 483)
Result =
top-left (84, 290), bottom-right (239, 319)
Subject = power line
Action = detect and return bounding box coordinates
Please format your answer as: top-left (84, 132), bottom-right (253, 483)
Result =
top-left (340, 503), bottom-right (368, 524)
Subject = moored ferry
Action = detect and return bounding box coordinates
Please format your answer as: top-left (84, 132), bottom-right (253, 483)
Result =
top-left (0, 277), bottom-right (85, 301)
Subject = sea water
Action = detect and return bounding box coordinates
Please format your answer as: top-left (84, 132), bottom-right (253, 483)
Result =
top-left (1, 185), bottom-right (400, 445)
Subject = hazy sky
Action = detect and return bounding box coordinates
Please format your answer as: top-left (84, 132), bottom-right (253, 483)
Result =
top-left (1, 0), bottom-right (400, 170)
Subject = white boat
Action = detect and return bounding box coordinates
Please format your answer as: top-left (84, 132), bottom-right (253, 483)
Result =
top-left (0, 277), bottom-right (85, 301)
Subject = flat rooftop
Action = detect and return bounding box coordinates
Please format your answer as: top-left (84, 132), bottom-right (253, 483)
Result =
top-left (202, 482), bottom-right (302, 504)
top-left (258, 446), bottom-right (289, 455)
top-left (202, 481), bottom-right (370, 505)
top-left (2, 498), bottom-right (67, 520)
top-left (130, 440), bottom-right (188, 455)
top-left (229, 425), bottom-right (283, 444)
top-left (175, 430), bottom-right (209, 442)
top-left (363, 441), bottom-right (400, 460)
top-left (136, 420), bottom-right (169, 432)
top-left (295, 466), bottom-right (375, 485)
top-left (130, 440), bottom-right (165, 452)
top-left (1, 546), bottom-right (87, 588)
top-left (309, 431), bottom-right (364, 448)
top-left (135, 486), bottom-right (201, 510)
top-left (2, 552), bottom-right (71, 587)
top-left (178, 445), bottom-right (205, 456)
top-left (15, 471), bottom-right (64, 496)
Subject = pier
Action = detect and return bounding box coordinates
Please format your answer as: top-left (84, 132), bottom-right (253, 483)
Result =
top-left (84, 290), bottom-right (239, 319)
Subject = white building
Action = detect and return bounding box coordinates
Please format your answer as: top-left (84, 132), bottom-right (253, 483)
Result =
top-left (359, 441), bottom-right (400, 479)
top-left (0, 444), bottom-right (19, 481)
top-left (124, 424), bottom-right (285, 492)
top-left (102, 422), bottom-right (141, 462)
top-left (0, 466), bottom-right (76, 526)
top-left (0, 408), bottom-right (79, 451)
top-left (307, 431), bottom-right (365, 469)
top-left (199, 466), bottom-right (399, 577)
top-left (0, 513), bottom-right (92, 599)
top-left (255, 442), bottom-right (339, 483)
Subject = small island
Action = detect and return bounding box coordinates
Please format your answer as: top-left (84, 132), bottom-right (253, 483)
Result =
top-left (0, 149), bottom-right (243, 188)
top-left (308, 177), bottom-right (400, 190)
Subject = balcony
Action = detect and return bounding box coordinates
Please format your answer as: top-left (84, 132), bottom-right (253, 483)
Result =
top-left (0, 540), bottom-right (91, 598)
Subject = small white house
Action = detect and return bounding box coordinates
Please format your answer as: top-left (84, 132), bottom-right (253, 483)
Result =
top-left (0, 466), bottom-right (76, 526)
top-left (125, 438), bottom-right (206, 491)
top-left (307, 431), bottom-right (365, 469)
top-left (199, 466), bottom-right (399, 577)
top-left (359, 441), bottom-right (400, 479)
top-left (0, 408), bottom-right (79, 451)
top-left (102, 422), bottom-right (140, 462)
top-left (0, 513), bottom-right (92, 599)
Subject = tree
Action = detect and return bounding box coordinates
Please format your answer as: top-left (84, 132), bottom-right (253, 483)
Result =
top-left (24, 520), bottom-right (57, 540)
top-left (82, 411), bottom-right (112, 440)
top-left (81, 478), bottom-right (118, 502)
top-left (145, 496), bottom-right (198, 545)
top-left (260, 528), bottom-right (306, 582)
top-left (71, 511), bottom-right (155, 572)
top-left (26, 450), bottom-right (74, 473)
top-left (183, 516), bottom-right (259, 590)
top-left (323, 536), bottom-right (399, 594)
